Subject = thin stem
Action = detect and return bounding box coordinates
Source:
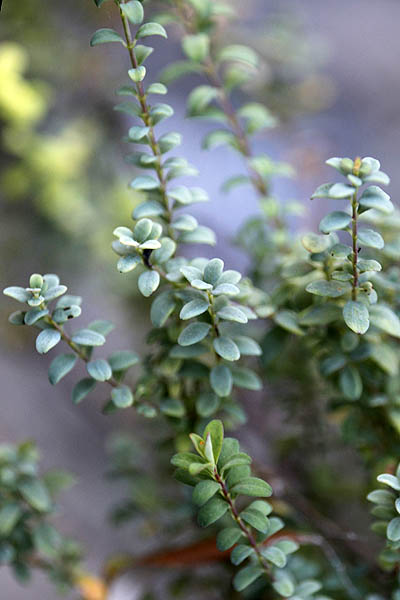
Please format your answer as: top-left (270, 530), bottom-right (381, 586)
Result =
top-left (214, 469), bottom-right (272, 578)
top-left (45, 314), bottom-right (119, 388)
top-left (173, 0), bottom-right (284, 230)
top-left (119, 3), bottom-right (175, 235)
top-left (351, 189), bottom-right (359, 301)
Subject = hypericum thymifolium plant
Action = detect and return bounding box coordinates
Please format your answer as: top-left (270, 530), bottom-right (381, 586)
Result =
top-left (2, 0), bottom-right (400, 598)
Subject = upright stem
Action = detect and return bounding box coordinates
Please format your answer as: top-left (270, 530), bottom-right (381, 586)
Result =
top-left (119, 3), bottom-right (174, 235)
top-left (214, 470), bottom-right (272, 577)
top-left (351, 189), bottom-right (359, 301)
top-left (173, 0), bottom-right (285, 230)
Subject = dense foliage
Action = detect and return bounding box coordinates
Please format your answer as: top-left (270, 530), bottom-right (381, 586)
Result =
top-left (2, 1), bottom-right (400, 599)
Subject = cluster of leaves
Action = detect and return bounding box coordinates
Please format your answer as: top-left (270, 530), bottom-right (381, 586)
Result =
top-left (305, 156), bottom-right (392, 334)
top-left (0, 441), bottom-right (81, 589)
top-left (87, 0), bottom-right (269, 426)
top-left (3, 0), bottom-right (400, 598)
top-left (368, 465), bottom-right (400, 572)
top-left (172, 420), bottom-right (330, 598)
top-left (156, 0), bottom-right (293, 212)
top-left (3, 273), bottom-right (139, 410)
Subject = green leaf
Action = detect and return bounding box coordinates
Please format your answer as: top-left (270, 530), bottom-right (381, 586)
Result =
top-left (301, 233), bottom-right (331, 253)
top-left (241, 507), bottom-right (269, 532)
top-left (210, 365), bottom-right (232, 397)
top-left (87, 359), bottom-right (112, 382)
top-left (272, 575), bottom-right (295, 597)
top-left (88, 320), bottom-right (114, 336)
top-left (204, 258), bottom-right (224, 286)
top-left (138, 271), bottom-right (160, 297)
top-left (36, 329), bottom-right (61, 354)
top-left (178, 322), bottom-right (211, 346)
top-left (343, 301), bottom-right (369, 334)
top-left (72, 378), bottom-right (96, 404)
top-left (233, 565), bottom-right (263, 592)
top-left (158, 131), bottom-right (182, 153)
top-left (274, 310), bottom-right (304, 336)
top-left (221, 453), bottom-right (252, 471)
top-left (128, 125), bottom-right (150, 141)
top-left (387, 517), bottom-right (400, 542)
top-left (358, 228), bottom-right (384, 249)
top-left (213, 336), bottom-right (240, 361)
top-left (8, 311), bottom-right (26, 325)
top-left (202, 129), bottom-right (236, 150)
top-left (160, 397), bottom-right (185, 417)
top-left (212, 283), bottom-right (240, 296)
top-left (218, 44), bottom-right (258, 68)
top-left (192, 480), bottom-right (220, 506)
top-left (196, 392), bottom-right (219, 417)
top-left (128, 66), bottom-right (146, 82)
top-left (218, 437), bottom-right (240, 468)
top-left (136, 22), bottom-right (167, 40)
top-left (111, 386), bottom-right (133, 408)
top-left (151, 291), bottom-right (176, 327)
top-left (203, 420), bottom-right (224, 462)
top-left (24, 308), bottom-right (49, 326)
top-left (33, 523), bottom-right (61, 558)
top-left (369, 304), bottom-right (400, 338)
top-left (147, 82), bottom-right (168, 95)
top-left (118, 255), bottom-right (141, 274)
top-left (43, 470), bottom-right (76, 496)
top-left (340, 365), bottom-right (362, 400)
top-left (90, 28), bottom-right (125, 46)
top-left (234, 336), bottom-right (262, 356)
top-left (262, 546), bottom-right (287, 567)
top-left (48, 354), bottom-right (77, 385)
top-left (180, 298), bottom-right (209, 320)
top-left (19, 478), bottom-right (51, 512)
top-left (232, 367), bottom-right (262, 391)
top-left (230, 477), bottom-right (272, 497)
top-left (121, 0), bottom-right (144, 24)
top-left (319, 211), bottom-right (351, 234)
top-left (182, 33), bottom-right (209, 62)
top-left (274, 539), bottom-right (299, 555)
top-left (197, 497), bottom-right (228, 527)
top-left (295, 580), bottom-right (322, 596)
top-left (367, 489), bottom-right (394, 505)
top-left (231, 544), bottom-right (254, 565)
top-left (180, 226), bottom-right (216, 246)
top-left (359, 186), bottom-right (393, 214)
top-left (268, 516), bottom-right (284, 536)
top-left (370, 342), bottom-right (398, 376)
top-left (188, 85), bottom-right (217, 116)
top-left (72, 329), bottom-right (105, 346)
top-left (108, 351), bottom-right (139, 371)
top-left (134, 44), bottom-right (154, 65)
top-left (306, 280), bottom-right (351, 298)
top-left (216, 527), bottom-right (242, 551)
top-left (152, 237), bottom-right (176, 264)
top-left (217, 306), bottom-right (248, 324)
top-left (150, 103), bottom-right (174, 124)
top-left (44, 285), bottom-right (68, 302)
top-left (377, 474), bottom-right (400, 491)
top-left (0, 504), bottom-right (21, 536)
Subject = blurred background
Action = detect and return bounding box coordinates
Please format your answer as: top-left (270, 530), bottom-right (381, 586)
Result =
top-left (1, 0), bottom-right (400, 597)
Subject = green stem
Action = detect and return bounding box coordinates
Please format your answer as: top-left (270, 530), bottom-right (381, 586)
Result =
top-left (119, 3), bottom-right (175, 237)
top-left (45, 314), bottom-right (120, 388)
top-left (351, 190), bottom-right (359, 301)
top-left (173, 0), bottom-right (285, 230)
top-left (214, 469), bottom-right (272, 577)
